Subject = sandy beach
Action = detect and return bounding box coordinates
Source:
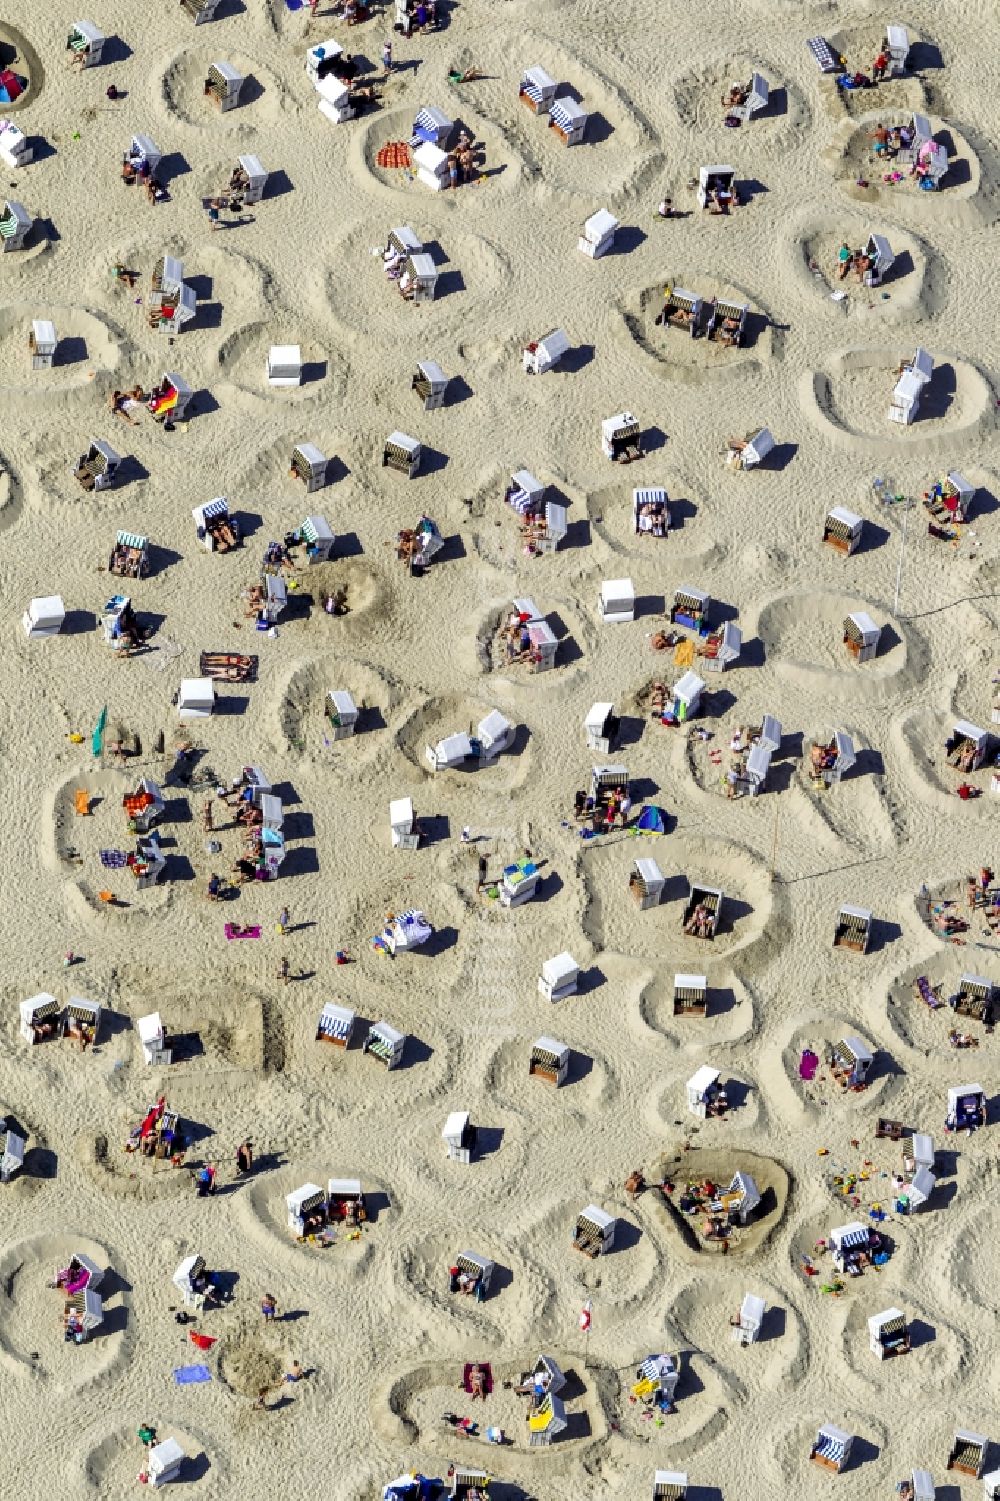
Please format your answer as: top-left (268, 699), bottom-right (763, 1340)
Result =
top-left (1, 0), bottom-right (999, 1496)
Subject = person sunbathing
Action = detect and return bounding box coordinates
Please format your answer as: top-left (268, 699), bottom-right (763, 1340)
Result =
top-left (468, 1365), bottom-right (488, 1400)
top-left (121, 158), bottom-right (137, 185)
top-left (684, 903), bottom-right (713, 937)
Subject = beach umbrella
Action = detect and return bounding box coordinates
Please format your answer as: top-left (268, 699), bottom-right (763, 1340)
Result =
top-left (0, 70), bottom-right (25, 104)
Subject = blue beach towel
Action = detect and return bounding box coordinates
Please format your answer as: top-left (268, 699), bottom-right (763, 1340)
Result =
top-left (174, 1364), bottom-right (212, 1384)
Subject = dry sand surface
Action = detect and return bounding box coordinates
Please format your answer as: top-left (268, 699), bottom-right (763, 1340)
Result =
top-left (1, 0), bottom-right (999, 1496)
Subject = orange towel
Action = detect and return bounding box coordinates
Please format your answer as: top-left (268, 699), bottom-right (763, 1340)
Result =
top-left (75, 790), bottom-right (90, 816)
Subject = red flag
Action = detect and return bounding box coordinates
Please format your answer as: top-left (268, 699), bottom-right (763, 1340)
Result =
top-left (189, 1331), bottom-right (217, 1351)
top-left (579, 1300), bottom-right (592, 1333)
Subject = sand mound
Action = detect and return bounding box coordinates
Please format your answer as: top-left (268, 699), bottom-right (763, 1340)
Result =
top-left (773, 1409), bottom-right (889, 1490)
top-left (841, 1290), bottom-right (967, 1394)
top-left (899, 705), bottom-right (998, 800)
top-left (161, 49), bottom-right (289, 131)
top-left (0, 447), bottom-right (24, 534)
top-left (484, 1034), bottom-right (617, 1116)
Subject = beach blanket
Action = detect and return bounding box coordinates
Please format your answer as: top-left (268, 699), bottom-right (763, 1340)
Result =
top-left (189, 1331), bottom-right (217, 1352)
top-left (377, 141), bottom-right (412, 169)
top-left (914, 975), bottom-right (943, 1008)
top-left (100, 849), bottom-right (128, 868)
top-left (173, 1364), bottom-right (212, 1384)
top-left (462, 1362), bottom-right (493, 1396)
top-left (225, 923), bottom-right (262, 940)
top-left (799, 1049), bottom-right (819, 1081)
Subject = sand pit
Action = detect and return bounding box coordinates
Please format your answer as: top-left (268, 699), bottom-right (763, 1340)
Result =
top-left (161, 49), bottom-right (288, 130)
top-left (586, 472), bottom-right (719, 564)
top-left (637, 966), bottom-right (756, 1047)
top-left (581, 831), bottom-right (774, 963)
top-left (886, 953), bottom-right (997, 1058)
top-left (899, 706), bottom-right (998, 799)
top-left (241, 1163), bottom-right (394, 1272)
top-left (275, 656), bottom-right (396, 761)
top-left (757, 591), bottom-right (910, 694)
top-left (673, 56), bottom-right (809, 145)
top-left (360, 104), bottom-right (513, 198)
top-left (828, 113), bottom-right (981, 205)
top-left (0, 305), bottom-right (121, 387)
top-left (217, 321), bottom-right (338, 399)
top-left (781, 1020), bottom-right (895, 1119)
top-left (622, 280), bottom-right (774, 379)
top-left (84, 1422), bottom-right (216, 1493)
top-left (394, 692), bottom-right (532, 790)
top-left (805, 348), bottom-right (993, 444)
top-left (669, 1272), bottom-right (809, 1392)
top-left (0, 24), bottom-right (41, 111)
top-left (772, 1410), bottom-right (889, 1489)
top-left (651, 1148), bottom-right (789, 1259)
top-left (0, 1233), bottom-right (129, 1386)
top-left (796, 217), bottom-right (932, 321)
top-left (823, 26), bottom-right (932, 117)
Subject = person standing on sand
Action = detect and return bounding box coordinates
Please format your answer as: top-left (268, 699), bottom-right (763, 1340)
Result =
top-left (277, 906), bottom-right (290, 936)
top-left (382, 40), bottom-right (393, 74)
top-left (277, 956), bottom-right (290, 986)
top-left (261, 1292), bottom-right (278, 1323)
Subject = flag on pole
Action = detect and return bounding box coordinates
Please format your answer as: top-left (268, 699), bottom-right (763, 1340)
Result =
top-left (579, 1300), bottom-right (592, 1333)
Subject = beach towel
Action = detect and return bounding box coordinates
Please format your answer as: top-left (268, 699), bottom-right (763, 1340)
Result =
top-left (225, 923), bottom-right (262, 940)
top-left (799, 1049), bottom-right (819, 1081)
top-left (462, 1362), bottom-right (493, 1395)
top-left (377, 142), bottom-right (412, 169)
top-left (173, 1364), bottom-right (212, 1384)
top-left (100, 849), bottom-right (128, 868)
top-left (189, 1331), bottom-right (217, 1352)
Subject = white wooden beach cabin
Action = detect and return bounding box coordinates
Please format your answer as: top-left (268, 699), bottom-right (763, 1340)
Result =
top-left (947, 1432), bottom-right (988, 1479)
top-left (506, 469), bottom-right (545, 518)
top-left (383, 432), bottom-right (421, 477)
top-left (478, 710), bottom-right (514, 761)
top-left (601, 413), bottom-right (641, 461)
top-left (740, 742), bottom-right (772, 797)
top-left (864, 233), bottom-right (895, 285)
top-left (634, 1355), bottom-right (679, 1404)
top-left (736, 1292), bottom-right (765, 1344)
top-left (884, 24), bottom-right (910, 74)
top-left (701, 620), bottom-right (741, 671)
top-left (326, 690), bottom-right (358, 741)
top-left (267, 345), bottom-right (302, 387)
top-left (652, 1473), bottom-right (688, 1499)
top-left (291, 443), bottom-right (333, 493)
top-left (73, 438), bottom-right (121, 491)
top-left (413, 141), bottom-right (450, 192)
top-left (0, 1120), bottom-right (26, 1182)
top-left (128, 135), bottom-right (161, 175)
top-left (389, 798), bottom-right (419, 851)
top-left (833, 904), bottom-right (871, 952)
top-left (178, 678), bottom-right (215, 721)
top-left (830, 1221), bottom-right (870, 1271)
top-left (287, 1183), bottom-right (326, 1236)
top-left (578, 209), bottom-right (618, 259)
top-left (426, 731), bottom-right (472, 772)
top-left (572, 1205), bottom-right (616, 1257)
top-left (147, 1437), bottom-right (186, 1488)
top-left (363, 1020), bottom-right (406, 1069)
top-left (728, 425), bottom-right (775, 469)
top-left (182, 0), bottom-right (223, 19)
top-left (67, 21), bottom-right (105, 66)
top-left (0, 200), bottom-right (31, 252)
top-left (528, 1392), bottom-right (568, 1446)
top-left (953, 973), bottom-right (994, 1021)
top-left (173, 1255), bottom-right (209, 1308)
top-left (811, 1425), bottom-right (853, 1473)
top-left (305, 39), bottom-right (343, 86)
top-left (754, 712), bottom-right (782, 751)
top-left (585, 703), bottom-right (617, 754)
top-left (633, 486), bottom-right (670, 536)
top-left (0, 124), bottom-right (33, 169)
top-left (29, 320), bottom-right (57, 369)
top-left (500, 859), bottom-right (540, 907)
top-left (983, 1470), bottom-right (1000, 1499)
top-left (824, 506), bottom-right (864, 556)
top-left (137, 1012), bottom-right (171, 1066)
top-left (205, 61), bottom-right (242, 111)
top-left (412, 360), bottom-right (449, 409)
top-left (20, 993), bottom-right (61, 1045)
top-left (316, 73), bottom-right (356, 125)
top-left (889, 347), bottom-right (933, 425)
top-left (698, 164), bottom-right (736, 208)
top-left (686, 1064), bottom-right (721, 1118)
top-left (946, 1083), bottom-right (986, 1133)
top-left (868, 1307), bottom-right (909, 1358)
top-left (672, 670), bottom-right (706, 721)
top-left (523, 328), bottom-right (570, 374)
top-left (443, 1110), bottom-right (475, 1164)
top-left (539, 952), bottom-right (579, 1002)
top-left (316, 1002), bottom-right (355, 1048)
top-left (64, 997), bottom-right (101, 1046)
top-left (192, 497), bottom-right (237, 552)
top-left (843, 611), bottom-right (880, 663)
top-left (529, 1037), bottom-right (569, 1085)
top-left (684, 881), bottom-right (723, 937)
top-left (812, 730), bottom-right (856, 785)
top-left (731, 72), bottom-right (769, 122)
top-left (549, 97), bottom-right (588, 145)
top-left (383, 910), bottom-right (432, 954)
top-left (411, 106), bottom-right (453, 148)
top-left (598, 577), bottom-right (635, 624)
top-left (725, 1170), bottom-right (761, 1223)
top-left (301, 514), bottom-right (334, 563)
top-left (531, 1354), bottom-right (567, 1396)
top-left (237, 154), bottom-right (268, 203)
top-left (23, 596), bottom-right (65, 639)
top-left (946, 720), bottom-right (990, 772)
top-left (629, 858), bottom-right (665, 910)
top-left (519, 66), bottom-right (557, 114)
top-left (452, 1251), bottom-right (493, 1300)
top-left (674, 974), bottom-right (708, 1018)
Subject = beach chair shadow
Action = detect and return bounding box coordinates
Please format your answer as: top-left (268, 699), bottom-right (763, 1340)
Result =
top-left (564, 1051), bottom-right (593, 1086)
top-left (23, 1145), bottom-right (58, 1179)
top-left (557, 343), bottom-right (594, 373)
top-left (262, 168), bottom-right (293, 199)
top-left (758, 1304), bottom-right (785, 1342)
top-left (158, 152), bottom-right (191, 186)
